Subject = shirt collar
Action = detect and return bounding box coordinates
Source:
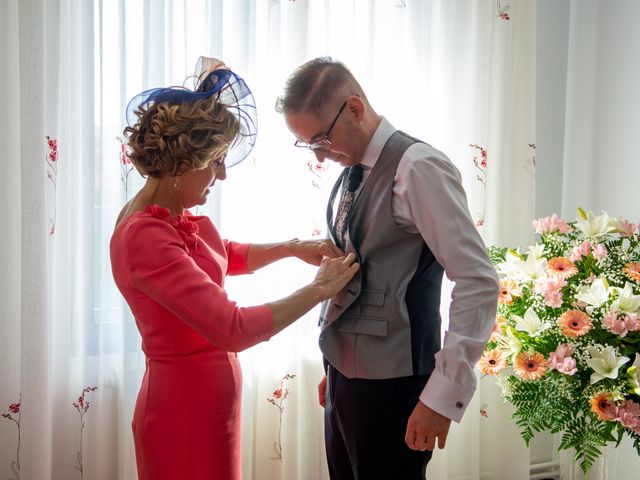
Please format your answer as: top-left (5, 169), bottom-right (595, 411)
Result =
top-left (360, 116), bottom-right (395, 171)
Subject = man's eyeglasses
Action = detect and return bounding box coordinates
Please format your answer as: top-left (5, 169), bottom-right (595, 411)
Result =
top-left (294, 100), bottom-right (348, 152)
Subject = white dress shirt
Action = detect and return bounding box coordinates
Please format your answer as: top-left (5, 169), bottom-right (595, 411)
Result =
top-left (353, 117), bottom-right (499, 422)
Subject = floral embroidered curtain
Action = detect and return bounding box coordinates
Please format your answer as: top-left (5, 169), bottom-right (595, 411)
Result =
top-left (0, 1), bottom-right (537, 479)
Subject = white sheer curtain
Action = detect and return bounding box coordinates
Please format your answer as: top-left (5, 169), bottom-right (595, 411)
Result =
top-left (1, 1), bottom-right (535, 479)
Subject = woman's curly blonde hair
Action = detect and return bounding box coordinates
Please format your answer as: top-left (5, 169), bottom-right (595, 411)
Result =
top-left (124, 97), bottom-right (240, 178)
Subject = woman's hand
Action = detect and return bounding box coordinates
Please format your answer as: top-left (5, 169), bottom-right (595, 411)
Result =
top-left (311, 253), bottom-right (359, 300)
top-left (267, 253), bottom-right (359, 335)
top-left (289, 238), bottom-right (344, 266)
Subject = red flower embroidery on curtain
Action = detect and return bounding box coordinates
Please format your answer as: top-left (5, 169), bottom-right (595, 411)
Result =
top-left (496, 1), bottom-right (511, 20)
top-left (117, 137), bottom-right (135, 200)
top-left (2, 395), bottom-right (22, 479)
top-left (267, 374), bottom-right (296, 460)
top-left (470, 144), bottom-right (488, 228)
top-left (46, 136), bottom-right (58, 236)
top-left (528, 143), bottom-right (536, 167)
top-left (73, 386), bottom-right (98, 480)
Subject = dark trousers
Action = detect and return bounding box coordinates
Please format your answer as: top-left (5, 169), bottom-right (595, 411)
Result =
top-left (324, 364), bottom-right (432, 480)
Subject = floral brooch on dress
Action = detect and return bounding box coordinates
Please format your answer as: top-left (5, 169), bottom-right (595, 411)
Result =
top-left (145, 204), bottom-right (199, 253)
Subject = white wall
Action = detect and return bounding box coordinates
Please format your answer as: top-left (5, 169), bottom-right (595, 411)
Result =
top-left (537, 1), bottom-right (640, 478)
top-left (538, 0), bottom-right (640, 222)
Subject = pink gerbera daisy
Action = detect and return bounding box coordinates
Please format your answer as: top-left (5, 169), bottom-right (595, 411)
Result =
top-left (589, 392), bottom-right (618, 421)
top-left (557, 310), bottom-right (593, 338)
top-left (478, 350), bottom-right (507, 375)
top-left (547, 257), bottom-right (578, 278)
top-left (624, 262), bottom-right (640, 283)
top-left (498, 279), bottom-right (522, 305)
top-left (514, 351), bottom-right (548, 381)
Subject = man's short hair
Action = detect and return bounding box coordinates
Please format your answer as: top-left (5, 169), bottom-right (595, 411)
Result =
top-left (276, 57), bottom-right (365, 118)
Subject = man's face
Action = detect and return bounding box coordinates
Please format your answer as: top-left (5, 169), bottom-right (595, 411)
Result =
top-left (284, 101), bottom-right (363, 168)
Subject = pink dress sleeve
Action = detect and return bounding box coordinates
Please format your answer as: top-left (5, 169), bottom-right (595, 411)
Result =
top-left (125, 217), bottom-right (274, 352)
top-left (224, 241), bottom-right (252, 276)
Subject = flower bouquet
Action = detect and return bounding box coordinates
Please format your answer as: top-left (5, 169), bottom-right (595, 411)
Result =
top-left (480, 209), bottom-right (640, 474)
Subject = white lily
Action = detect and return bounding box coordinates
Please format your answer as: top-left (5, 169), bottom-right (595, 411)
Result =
top-left (519, 252), bottom-right (547, 281)
top-left (576, 278), bottom-right (612, 314)
top-left (513, 307), bottom-right (551, 337)
top-left (497, 250), bottom-right (524, 278)
top-left (499, 326), bottom-right (523, 359)
top-left (528, 244), bottom-right (545, 260)
top-left (575, 210), bottom-right (617, 238)
top-left (586, 346), bottom-right (629, 384)
top-left (628, 368), bottom-right (640, 395)
top-left (612, 282), bottom-right (640, 314)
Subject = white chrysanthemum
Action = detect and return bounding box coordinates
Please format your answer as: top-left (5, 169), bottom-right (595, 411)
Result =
top-left (586, 346), bottom-right (629, 384)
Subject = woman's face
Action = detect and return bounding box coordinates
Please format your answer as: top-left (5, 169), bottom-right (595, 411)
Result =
top-left (177, 157), bottom-right (227, 208)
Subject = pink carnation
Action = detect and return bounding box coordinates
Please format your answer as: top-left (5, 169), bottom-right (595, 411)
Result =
top-left (557, 357), bottom-right (578, 375)
top-left (569, 241), bottom-right (591, 262)
top-left (592, 243), bottom-right (608, 260)
top-left (555, 343), bottom-right (574, 359)
top-left (625, 313), bottom-right (640, 332)
top-left (617, 400), bottom-right (640, 430)
top-left (532, 214), bottom-right (572, 235)
top-left (534, 275), bottom-right (567, 308)
top-left (549, 343), bottom-right (577, 375)
top-left (618, 220), bottom-right (636, 237)
top-left (602, 310), bottom-right (618, 329)
top-left (602, 310), bottom-right (639, 337)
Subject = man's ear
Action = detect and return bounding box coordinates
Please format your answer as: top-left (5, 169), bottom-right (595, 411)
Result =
top-left (347, 95), bottom-right (365, 121)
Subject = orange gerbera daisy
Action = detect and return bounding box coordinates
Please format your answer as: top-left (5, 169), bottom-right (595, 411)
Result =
top-left (514, 351), bottom-right (548, 381)
top-left (557, 310), bottom-right (593, 338)
top-left (478, 350), bottom-right (507, 375)
top-left (498, 279), bottom-right (522, 305)
top-left (624, 262), bottom-right (640, 283)
top-left (589, 392), bottom-right (618, 421)
top-left (547, 257), bottom-right (578, 278)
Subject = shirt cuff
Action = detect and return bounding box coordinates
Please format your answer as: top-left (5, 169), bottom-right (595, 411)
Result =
top-left (419, 369), bottom-right (476, 423)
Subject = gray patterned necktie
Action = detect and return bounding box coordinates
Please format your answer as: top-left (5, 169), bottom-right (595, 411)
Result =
top-left (334, 165), bottom-right (364, 247)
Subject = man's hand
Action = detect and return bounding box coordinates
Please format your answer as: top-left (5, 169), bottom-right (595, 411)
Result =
top-left (404, 401), bottom-right (451, 451)
top-left (318, 375), bottom-right (327, 407)
top-left (290, 239), bottom-right (344, 266)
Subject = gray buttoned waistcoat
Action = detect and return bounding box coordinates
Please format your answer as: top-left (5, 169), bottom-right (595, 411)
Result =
top-left (320, 131), bottom-right (444, 379)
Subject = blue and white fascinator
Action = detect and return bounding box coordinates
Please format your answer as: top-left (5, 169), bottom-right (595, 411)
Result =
top-left (125, 56), bottom-right (257, 167)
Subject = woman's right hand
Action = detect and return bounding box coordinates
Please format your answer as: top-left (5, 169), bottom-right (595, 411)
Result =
top-left (311, 253), bottom-right (360, 300)
top-left (267, 253), bottom-right (359, 336)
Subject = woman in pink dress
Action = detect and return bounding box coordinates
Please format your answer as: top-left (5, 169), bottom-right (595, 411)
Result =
top-left (110, 58), bottom-right (359, 480)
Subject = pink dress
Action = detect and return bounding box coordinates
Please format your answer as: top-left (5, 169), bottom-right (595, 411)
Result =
top-left (110, 205), bottom-right (273, 480)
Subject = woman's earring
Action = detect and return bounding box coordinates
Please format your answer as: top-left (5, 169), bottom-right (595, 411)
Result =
top-left (174, 178), bottom-right (181, 190)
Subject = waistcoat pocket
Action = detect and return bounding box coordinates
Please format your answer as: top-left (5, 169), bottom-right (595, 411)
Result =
top-left (336, 315), bottom-right (388, 337)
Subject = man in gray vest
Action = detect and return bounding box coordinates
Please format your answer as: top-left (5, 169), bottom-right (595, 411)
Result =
top-left (277, 57), bottom-right (499, 479)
